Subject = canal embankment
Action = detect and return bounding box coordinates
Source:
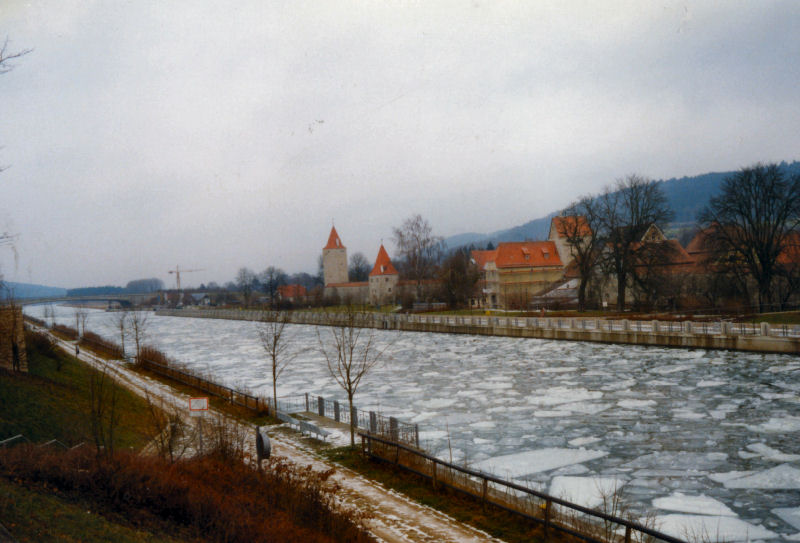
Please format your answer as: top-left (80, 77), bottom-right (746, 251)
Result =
top-left (156, 309), bottom-right (800, 354)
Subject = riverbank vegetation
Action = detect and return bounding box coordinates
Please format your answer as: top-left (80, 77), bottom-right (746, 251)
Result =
top-left (0, 330), bottom-right (373, 542)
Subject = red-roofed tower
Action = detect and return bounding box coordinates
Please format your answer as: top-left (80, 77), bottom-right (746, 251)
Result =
top-left (369, 244), bottom-right (399, 306)
top-left (322, 226), bottom-right (348, 286)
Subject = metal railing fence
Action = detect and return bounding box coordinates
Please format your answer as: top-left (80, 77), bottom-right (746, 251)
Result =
top-left (360, 432), bottom-right (685, 543)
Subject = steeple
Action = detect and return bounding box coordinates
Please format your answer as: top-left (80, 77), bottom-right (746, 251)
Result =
top-left (369, 244), bottom-right (398, 276)
top-left (323, 226), bottom-right (345, 250)
top-left (322, 226), bottom-right (348, 286)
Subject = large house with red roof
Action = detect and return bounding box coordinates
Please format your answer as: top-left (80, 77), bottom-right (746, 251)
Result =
top-left (470, 240), bottom-right (566, 309)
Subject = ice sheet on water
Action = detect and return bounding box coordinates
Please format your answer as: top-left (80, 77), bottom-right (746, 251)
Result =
top-left (569, 436), bottom-right (601, 447)
top-left (745, 443), bottom-right (800, 462)
top-left (528, 387), bottom-right (603, 406)
top-left (538, 367), bottom-right (577, 373)
top-left (707, 471), bottom-right (755, 484)
top-left (418, 398), bottom-right (457, 409)
top-left (722, 464), bottom-right (800, 489)
top-left (549, 476), bottom-right (625, 509)
top-left (773, 507), bottom-right (800, 531)
top-left (652, 492), bottom-right (736, 516)
top-left (697, 380), bottom-right (727, 387)
top-left (747, 416), bottom-right (800, 433)
top-left (653, 364), bottom-right (695, 375)
top-left (624, 451), bottom-right (728, 470)
top-left (473, 448), bottom-right (608, 478)
top-left (655, 514), bottom-right (776, 541)
top-left (618, 399), bottom-right (657, 409)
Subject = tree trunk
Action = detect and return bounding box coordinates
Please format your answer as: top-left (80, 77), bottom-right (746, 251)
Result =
top-left (348, 394), bottom-right (355, 447)
top-left (616, 270), bottom-right (627, 312)
top-left (578, 278), bottom-right (588, 312)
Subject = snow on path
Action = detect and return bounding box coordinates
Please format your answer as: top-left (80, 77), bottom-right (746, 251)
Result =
top-left (53, 334), bottom-right (502, 543)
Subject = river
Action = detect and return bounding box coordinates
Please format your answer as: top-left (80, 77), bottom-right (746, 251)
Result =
top-left (25, 304), bottom-right (800, 541)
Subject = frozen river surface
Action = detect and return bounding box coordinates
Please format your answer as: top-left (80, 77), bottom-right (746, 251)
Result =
top-left (28, 306), bottom-right (800, 540)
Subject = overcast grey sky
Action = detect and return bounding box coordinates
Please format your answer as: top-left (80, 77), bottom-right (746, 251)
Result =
top-left (1, 1), bottom-right (798, 289)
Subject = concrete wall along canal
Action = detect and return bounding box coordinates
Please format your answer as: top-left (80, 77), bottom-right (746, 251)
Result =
top-left (157, 309), bottom-right (800, 354)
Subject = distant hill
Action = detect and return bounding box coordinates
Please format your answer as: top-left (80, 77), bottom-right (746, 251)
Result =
top-left (1, 281), bottom-right (67, 299)
top-left (445, 161), bottom-right (800, 249)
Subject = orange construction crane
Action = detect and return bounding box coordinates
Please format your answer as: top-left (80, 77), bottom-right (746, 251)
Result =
top-left (168, 266), bottom-right (204, 290)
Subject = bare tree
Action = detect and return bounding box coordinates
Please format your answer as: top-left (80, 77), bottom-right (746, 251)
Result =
top-left (392, 214), bottom-right (444, 297)
top-left (260, 266), bottom-right (287, 309)
top-left (129, 310), bottom-right (149, 364)
top-left (438, 248), bottom-right (480, 308)
top-left (109, 310), bottom-right (129, 358)
top-left (73, 306), bottom-right (89, 337)
top-left (236, 267), bottom-right (258, 308)
top-left (257, 312), bottom-right (301, 415)
top-left (317, 306), bottom-right (392, 446)
top-left (699, 163), bottom-right (800, 312)
top-left (1, 38), bottom-right (31, 174)
top-left (559, 197), bottom-right (604, 311)
top-left (598, 175), bottom-right (673, 311)
top-left (90, 363), bottom-right (120, 460)
top-left (348, 252), bottom-right (371, 282)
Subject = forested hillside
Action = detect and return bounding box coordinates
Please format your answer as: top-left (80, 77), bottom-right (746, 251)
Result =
top-left (445, 161), bottom-right (800, 249)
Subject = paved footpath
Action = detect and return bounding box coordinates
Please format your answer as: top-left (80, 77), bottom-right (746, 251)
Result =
top-left (55, 336), bottom-right (503, 543)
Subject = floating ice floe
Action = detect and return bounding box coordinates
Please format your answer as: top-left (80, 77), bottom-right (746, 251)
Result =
top-left (746, 416), bottom-right (800, 433)
top-left (528, 386), bottom-right (603, 406)
top-left (473, 448), bottom-right (608, 478)
top-left (773, 506), bottom-right (800, 531)
top-left (697, 379), bottom-right (727, 387)
top-left (722, 464), bottom-right (800, 489)
top-left (549, 476), bottom-right (626, 509)
top-left (618, 399), bottom-right (657, 409)
top-left (655, 514), bottom-right (776, 541)
top-left (569, 436), bottom-right (601, 447)
top-left (744, 442), bottom-right (800, 462)
top-left (652, 492), bottom-right (737, 517)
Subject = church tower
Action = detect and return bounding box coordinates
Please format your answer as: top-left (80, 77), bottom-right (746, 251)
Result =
top-left (322, 226), bottom-right (349, 286)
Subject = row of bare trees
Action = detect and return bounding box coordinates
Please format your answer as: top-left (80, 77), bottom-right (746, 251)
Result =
top-left (562, 164), bottom-right (800, 313)
top-left (258, 308), bottom-right (391, 446)
top-left (561, 174), bottom-right (674, 311)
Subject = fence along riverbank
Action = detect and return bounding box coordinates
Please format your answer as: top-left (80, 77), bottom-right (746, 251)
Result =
top-left (157, 308), bottom-right (800, 354)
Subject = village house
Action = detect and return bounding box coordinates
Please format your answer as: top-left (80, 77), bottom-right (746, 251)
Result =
top-left (470, 240), bottom-right (565, 309)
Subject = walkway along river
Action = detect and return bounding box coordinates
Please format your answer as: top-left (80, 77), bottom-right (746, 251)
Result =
top-left (25, 305), bottom-right (800, 540)
top-left (160, 308), bottom-right (800, 354)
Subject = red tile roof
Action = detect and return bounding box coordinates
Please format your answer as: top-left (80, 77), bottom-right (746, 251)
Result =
top-left (470, 249), bottom-right (497, 270)
top-left (278, 284), bottom-right (307, 298)
top-left (494, 241), bottom-right (563, 268)
top-left (369, 244), bottom-right (399, 276)
top-left (551, 216), bottom-right (592, 238)
top-left (323, 226), bottom-right (345, 250)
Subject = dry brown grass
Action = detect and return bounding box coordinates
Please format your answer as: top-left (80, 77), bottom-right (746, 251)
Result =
top-left (0, 444), bottom-right (374, 543)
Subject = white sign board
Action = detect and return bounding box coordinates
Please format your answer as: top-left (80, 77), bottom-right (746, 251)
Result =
top-left (189, 397), bottom-right (209, 417)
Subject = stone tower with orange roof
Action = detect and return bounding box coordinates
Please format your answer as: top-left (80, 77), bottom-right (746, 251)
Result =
top-left (368, 244), bottom-right (399, 306)
top-left (322, 226), bottom-right (348, 286)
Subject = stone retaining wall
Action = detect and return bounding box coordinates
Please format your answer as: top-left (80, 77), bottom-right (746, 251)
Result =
top-left (156, 309), bottom-right (800, 354)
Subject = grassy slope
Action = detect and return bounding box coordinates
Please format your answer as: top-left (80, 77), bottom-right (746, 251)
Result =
top-left (0, 333), bottom-right (192, 542)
